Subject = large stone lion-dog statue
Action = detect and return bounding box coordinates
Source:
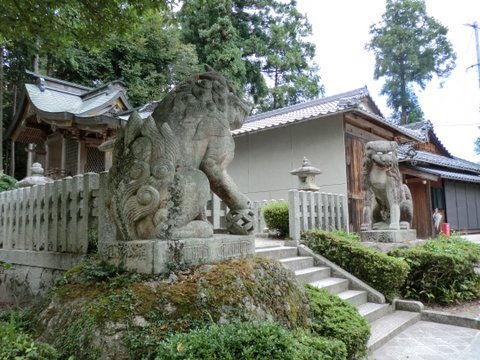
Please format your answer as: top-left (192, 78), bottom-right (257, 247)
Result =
top-left (105, 66), bottom-right (254, 240)
top-left (360, 140), bottom-right (413, 231)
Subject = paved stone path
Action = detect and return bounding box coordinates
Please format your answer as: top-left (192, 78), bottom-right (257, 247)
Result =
top-left (369, 321), bottom-right (480, 360)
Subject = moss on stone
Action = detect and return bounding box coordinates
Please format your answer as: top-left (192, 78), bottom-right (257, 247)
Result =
top-left (34, 257), bottom-right (311, 359)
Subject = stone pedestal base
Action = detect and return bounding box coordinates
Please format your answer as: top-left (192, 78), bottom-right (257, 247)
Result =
top-left (98, 235), bottom-right (255, 274)
top-left (360, 230), bottom-right (417, 243)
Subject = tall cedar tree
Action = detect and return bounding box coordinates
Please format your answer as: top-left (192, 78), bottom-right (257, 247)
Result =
top-left (179, 0), bottom-right (323, 112)
top-left (366, 0), bottom-right (456, 125)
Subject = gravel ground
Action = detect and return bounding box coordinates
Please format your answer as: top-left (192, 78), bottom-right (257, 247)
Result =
top-left (424, 299), bottom-right (480, 318)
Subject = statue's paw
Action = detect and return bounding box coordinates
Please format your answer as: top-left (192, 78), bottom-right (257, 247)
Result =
top-left (389, 222), bottom-right (400, 230)
top-left (373, 222), bottom-right (388, 230)
top-left (226, 209), bottom-right (255, 235)
top-left (360, 223), bottom-right (371, 231)
top-left (171, 220), bottom-right (213, 239)
top-left (399, 221), bottom-right (410, 230)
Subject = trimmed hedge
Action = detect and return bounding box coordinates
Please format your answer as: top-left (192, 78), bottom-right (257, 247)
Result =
top-left (294, 330), bottom-right (347, 360)
top-left (305, 285), bottom-right (370, 360)
top-left (154, 321), bottom-right (347, 360)
top-left (0, 172), bottom-right (17, 192)
top-left (302, 230), bottom-right (409, 300)
top-left (389, 237), bottom-right (480, 303)
top-left (262, 201), bottom-right (289, 236)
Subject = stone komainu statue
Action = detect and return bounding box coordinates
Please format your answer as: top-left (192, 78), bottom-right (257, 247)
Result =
top-left (360, 140), bottom-right (413, 231)
top-left (106, 66), bottom-right (254, 240)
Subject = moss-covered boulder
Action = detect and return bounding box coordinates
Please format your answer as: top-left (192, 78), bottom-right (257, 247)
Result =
top-left (35, 257), bottom-right (311, 359)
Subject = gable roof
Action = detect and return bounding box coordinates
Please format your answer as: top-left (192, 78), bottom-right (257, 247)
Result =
top-left (398, 121), bottom-right (480, 183)
top-left (232, 87), bottom-right (421, 142)
top-left (401, 120), bottom-right (452, 157)
top-left (8, 72), bottom-right (132, 142)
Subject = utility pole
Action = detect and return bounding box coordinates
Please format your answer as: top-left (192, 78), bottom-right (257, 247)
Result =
top-left (465, 22), bottom-right (480, 89)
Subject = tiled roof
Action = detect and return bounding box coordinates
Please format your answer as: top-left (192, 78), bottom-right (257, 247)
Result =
top-left (410, 166), bottom-right (480, 184)
top-left (26, 82), bottom-right (128, 117)
top-left (401, 150), bottom-right (480, 175)
top-left (231, 87), bottom-right (421, 141)
top-left (400, 120), bottom-right (451, 156)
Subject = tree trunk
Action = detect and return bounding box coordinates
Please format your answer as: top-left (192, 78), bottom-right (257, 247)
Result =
top-left (400, 74), bottom-right (407, 125)
top-left (0, 45), bottom-right (4, 173)
top-left (33, 37), bottom-right (40, 73)
top-left (47, 54), bottom-right (54, 76)
top-left (273, 67), bottom-right (279, 109)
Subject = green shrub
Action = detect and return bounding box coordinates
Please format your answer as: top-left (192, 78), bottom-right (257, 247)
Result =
top-left (305, 285), bottom-right (370, 360)
top-left (389, 238), bottom-right (480, 304)
top-left (154, 322), bottom-right (347, 360)
top-left (0, 172), bottom-right (17, 192)
top-left (294, 330), bottom-right (347, 360)
top-left (327, 229), bottom-right (360, 242)
top-left (262, 201), bottom-right (289, 236)
top-left (302, 230), bottom-right (409, 300)
top-left (154, 322), bottom-right (296, 359)
top-left (0, 314), bottom-right (59, 359)
top-left (424, 234), bottom-right (480, 264)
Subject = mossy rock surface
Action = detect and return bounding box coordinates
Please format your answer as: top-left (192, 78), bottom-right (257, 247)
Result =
top-left (35, 257), bottom-right (311, 359)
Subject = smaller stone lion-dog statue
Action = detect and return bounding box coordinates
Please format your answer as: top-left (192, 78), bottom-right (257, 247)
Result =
top-left (360, 140), bottom-right (413, 231)
top-left (104, 66), bottom-right (255, 240)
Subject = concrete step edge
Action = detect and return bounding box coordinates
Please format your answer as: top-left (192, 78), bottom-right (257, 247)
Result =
top-left (337, 289), bottom-right (368, 306)
top-left (254, 246), bottom-right (298, 259)
top-left (367, 311), bottom-right (421, 352)
top-left (280, 256), bottom-right (314, 263)
top-left (310, 277), bottom-right (349, 293)
top-left (357, 302), bottom-right (391, 323)
top-left (295, 266), bottom-right (330, 275)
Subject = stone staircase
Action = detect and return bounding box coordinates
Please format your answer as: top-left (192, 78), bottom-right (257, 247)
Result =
top-left (255, 244), bottom-right (420, 353)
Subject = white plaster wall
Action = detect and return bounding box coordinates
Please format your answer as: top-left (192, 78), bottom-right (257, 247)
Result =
top-left (229, 115), bottom-right (347, 201)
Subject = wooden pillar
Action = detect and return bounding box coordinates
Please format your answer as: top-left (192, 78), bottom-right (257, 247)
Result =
top-left (61, 136), bottom-right (66, 171)
top-left (10, 141), bottom-right (15, 177)
top-left (26, 143), bottom-right (34, 176)
top-left (104, 151), bottom-right (112, 171)
top-left (77, 139), bottom-right (86, 174)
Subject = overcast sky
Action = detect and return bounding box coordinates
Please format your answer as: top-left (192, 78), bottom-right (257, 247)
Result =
top-left (296, 0), bottom-right (480, 163)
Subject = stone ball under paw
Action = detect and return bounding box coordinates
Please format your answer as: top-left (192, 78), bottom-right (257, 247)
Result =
top-left (226, 209), bottom-right (255, 235)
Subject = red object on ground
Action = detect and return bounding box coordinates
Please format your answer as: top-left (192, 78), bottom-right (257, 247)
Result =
top-left (441, 223), bottom-right (450, 237)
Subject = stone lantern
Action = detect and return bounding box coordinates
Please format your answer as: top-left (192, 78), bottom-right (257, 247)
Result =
top-left (17, 163), bottom-right (54, 187)
top-left (290, 157), bottom-right (322, 191)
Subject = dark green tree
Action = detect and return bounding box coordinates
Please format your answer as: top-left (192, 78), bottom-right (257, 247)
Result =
top-left (179, 0), bottom-right (323, 111)
top-left (54, 11), bottom-right (199, 106)
top-left (179, 0), bottom-right (247, 93)
top-left (366, 0), bottom-right (456, 125)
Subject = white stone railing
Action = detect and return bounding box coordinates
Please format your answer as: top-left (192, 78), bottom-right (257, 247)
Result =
top-left (0, 173), bottom-right (348, 269)
top-left (206, 194), bottom-right (281, 234)
top-left (288, 189), bottom-right (348, 242)
top-left (0, 173), bottom-right (99, 255)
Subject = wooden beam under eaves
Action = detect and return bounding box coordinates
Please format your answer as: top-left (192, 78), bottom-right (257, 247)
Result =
top-left (400, 166), bottom-right (439, 181)
top-left (344, 113), bottom-right (395, 140)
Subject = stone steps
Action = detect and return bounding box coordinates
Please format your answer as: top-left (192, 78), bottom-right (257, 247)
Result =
top-left (255, 243), bottom-right (420, 352)
top-left (367, 310), bottom-right (421, 351)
